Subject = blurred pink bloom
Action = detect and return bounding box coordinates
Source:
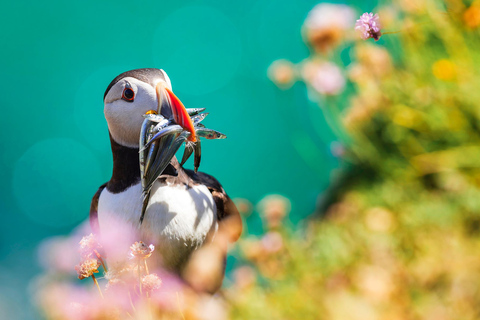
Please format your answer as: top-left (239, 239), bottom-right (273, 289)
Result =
top-left (129, 241), bottom-right (155, 260)
top-left (149, 270), bottom-right (189, 311)
top-left (304, 4), bottom-right (356, 31)
top-left (142, 273), bottom-right (162, 293)
top-left (303, 4), bottom-right (356, 52)
top-left (330, 141), bottom-right (346, 158)
top-left (267, 60), bottom-right (296, 89)
top-left (79, 233), bottom-right (102, 258)
top-left (355, 12), bottom-right (382, 40)
top-left (261, 232), bottom-right (284, 253)
top-left (232, 266), bottom-right (256, 290)
top-left (38, 236), bottom-right (80, 274)
top-left (104, 280), bottom-right (136, 313)
top-left (194, 295), bottom-right (228, 320)
top-left (97, 215), bottom-right (138, 269)
top-left (257, 194), bottom-right (291, 229)
top-left (233, 198), bottom-right (253, 217)
top-left (37, 220), bottom-right (93, 274)
top-left (311, 62), bottom-right (346, 95)
top-left (36, 283), bottom-right (112, 320)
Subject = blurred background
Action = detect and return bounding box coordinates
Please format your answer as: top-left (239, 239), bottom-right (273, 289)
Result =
top-left (3, 1), bottom-right (371, 318)
top-left (5, 0), bottom-right (480, 319)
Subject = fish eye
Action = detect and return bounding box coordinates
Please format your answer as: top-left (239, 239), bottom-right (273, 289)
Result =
top-left (122, 87), bottom-right (135, 102)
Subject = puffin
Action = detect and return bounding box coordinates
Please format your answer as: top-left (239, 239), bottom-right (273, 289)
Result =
top-left (89, 68), bottom-right (242, 290)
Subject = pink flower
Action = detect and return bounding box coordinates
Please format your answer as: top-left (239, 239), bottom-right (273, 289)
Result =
top-left (355, 12), bottom-right (382, 41)
top-left (311, 62), bottom-right (346, 95)
top-left (79, 233), bottom-right (102, 259)
top-left (141, 274), bottom-right (162, 293)
top-left (129, 241), bottom-right (155, 260)
top-left (75, 258), bottom-right (100, 280)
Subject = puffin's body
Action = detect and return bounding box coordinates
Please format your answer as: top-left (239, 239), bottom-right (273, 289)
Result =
top-left (90, 69), bottom-right (241, 284)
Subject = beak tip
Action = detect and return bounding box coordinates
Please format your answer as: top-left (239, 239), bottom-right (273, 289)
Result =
top-left (161, 86), bottom-right (197, 140)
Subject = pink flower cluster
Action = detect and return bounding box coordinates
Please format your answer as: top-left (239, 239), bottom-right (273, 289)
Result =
top-left (34, 215), bottom-right (231, 319)
top-left (355, 12), bottom-right (382, 41)
top-left (75, 233), bottom-right (105, 280)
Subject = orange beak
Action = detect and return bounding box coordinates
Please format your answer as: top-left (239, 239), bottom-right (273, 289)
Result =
top-left (156, 82), bottom-right (197, 142)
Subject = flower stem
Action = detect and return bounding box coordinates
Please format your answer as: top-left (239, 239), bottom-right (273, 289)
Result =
top-left (177, 292), bottom-right (186, 320)
top-left (128, 291), bottom-right (136, 312)
top-left (144, 260), bottom-right (149, 275)
top-left (147, 292), bottom-right (153, 320)
top-left (91, 274), bottom-right (104, 299)
top-left (382, 31), bottom-right (401, 35)
top-left (99, 258), bottom-right (108, 273)
top-left (138, 261), bottom-right (143, 295)
top-left (94, 250), bottom-right (108, 273)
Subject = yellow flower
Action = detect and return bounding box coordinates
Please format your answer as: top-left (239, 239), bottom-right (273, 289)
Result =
top-left (464, 4), bottom-right (480, 28)
top-left (432, 59), bottom-right (456, 81)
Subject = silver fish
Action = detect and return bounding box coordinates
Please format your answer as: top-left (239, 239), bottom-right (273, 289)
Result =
top-left (152, 119), bottom-right (170, 133)
top-left (186, 108), bottom-right (206, 116)
top-left (180, 142), bottom-right (194, 166)
top-left (142, 113), bottom-right (166, 122)
top-left (144, 139), bottom-right (159, 184)
top-left (141, 125), bottom-right (183, 152)
top-left (191, 113), bottom-right (209, 125)
top-left (139, 117), bottom-right (157, 185)
top-left (195, 128), bottom-right (227, 140)
top-left (139, 107), bottom-right (226, 223)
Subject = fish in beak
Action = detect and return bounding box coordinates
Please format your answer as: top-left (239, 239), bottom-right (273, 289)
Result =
top-left (138, 83), bottom-right (226, 223)
top-left (156, 82), bottom-right (197, 142)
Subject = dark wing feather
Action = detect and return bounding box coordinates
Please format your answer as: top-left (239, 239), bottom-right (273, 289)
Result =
top-left (90, 183), bottom-right (107, 235)
top-left (184, 170), bottom-right (222, 192)
top-left (184, 169), bottom-right (242, 241)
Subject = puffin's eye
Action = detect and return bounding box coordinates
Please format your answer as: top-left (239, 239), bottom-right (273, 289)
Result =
top-left (122, 88), bottom-right (135, 102)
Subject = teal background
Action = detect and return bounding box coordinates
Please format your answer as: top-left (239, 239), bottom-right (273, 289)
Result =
top-left (0, 0), bottom-right (374, 318)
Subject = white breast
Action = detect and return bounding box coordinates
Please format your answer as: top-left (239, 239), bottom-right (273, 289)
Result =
top-left (97, 180), bottom-right (217, 271)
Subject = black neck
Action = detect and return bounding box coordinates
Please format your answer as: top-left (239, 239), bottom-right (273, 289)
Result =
top-left (106, 134), bottom-right (141, 193)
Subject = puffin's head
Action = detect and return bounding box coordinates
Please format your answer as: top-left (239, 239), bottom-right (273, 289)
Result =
top-left (104, 68), bottom-right (193, 148)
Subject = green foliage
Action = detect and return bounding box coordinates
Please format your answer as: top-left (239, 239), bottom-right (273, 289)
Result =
top-left (227, 1), bottom-right (480, 319)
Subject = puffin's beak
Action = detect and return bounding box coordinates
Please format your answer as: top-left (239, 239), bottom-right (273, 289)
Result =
top-left (156, 82), bottom-right (197, 142)
top-left (140, 82), bottom-right (197, 217)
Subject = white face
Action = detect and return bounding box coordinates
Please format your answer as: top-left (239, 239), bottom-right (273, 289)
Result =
top-left (104, 73), bottom-right (172, 148)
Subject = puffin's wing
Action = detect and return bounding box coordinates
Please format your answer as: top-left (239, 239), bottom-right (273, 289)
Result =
top-left (184, 170), bottom-right (242, 242)
top-left (90, 183), bottom-right (107, 235)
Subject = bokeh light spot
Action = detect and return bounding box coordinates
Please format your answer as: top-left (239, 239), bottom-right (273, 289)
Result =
top-left (152, 5), bottom-right (242, 96)
top-left (13, 138), bottom-right (102, 228)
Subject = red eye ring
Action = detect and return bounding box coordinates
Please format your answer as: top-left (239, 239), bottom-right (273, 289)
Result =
top-left (122, 87), bottom-right (135, 102)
